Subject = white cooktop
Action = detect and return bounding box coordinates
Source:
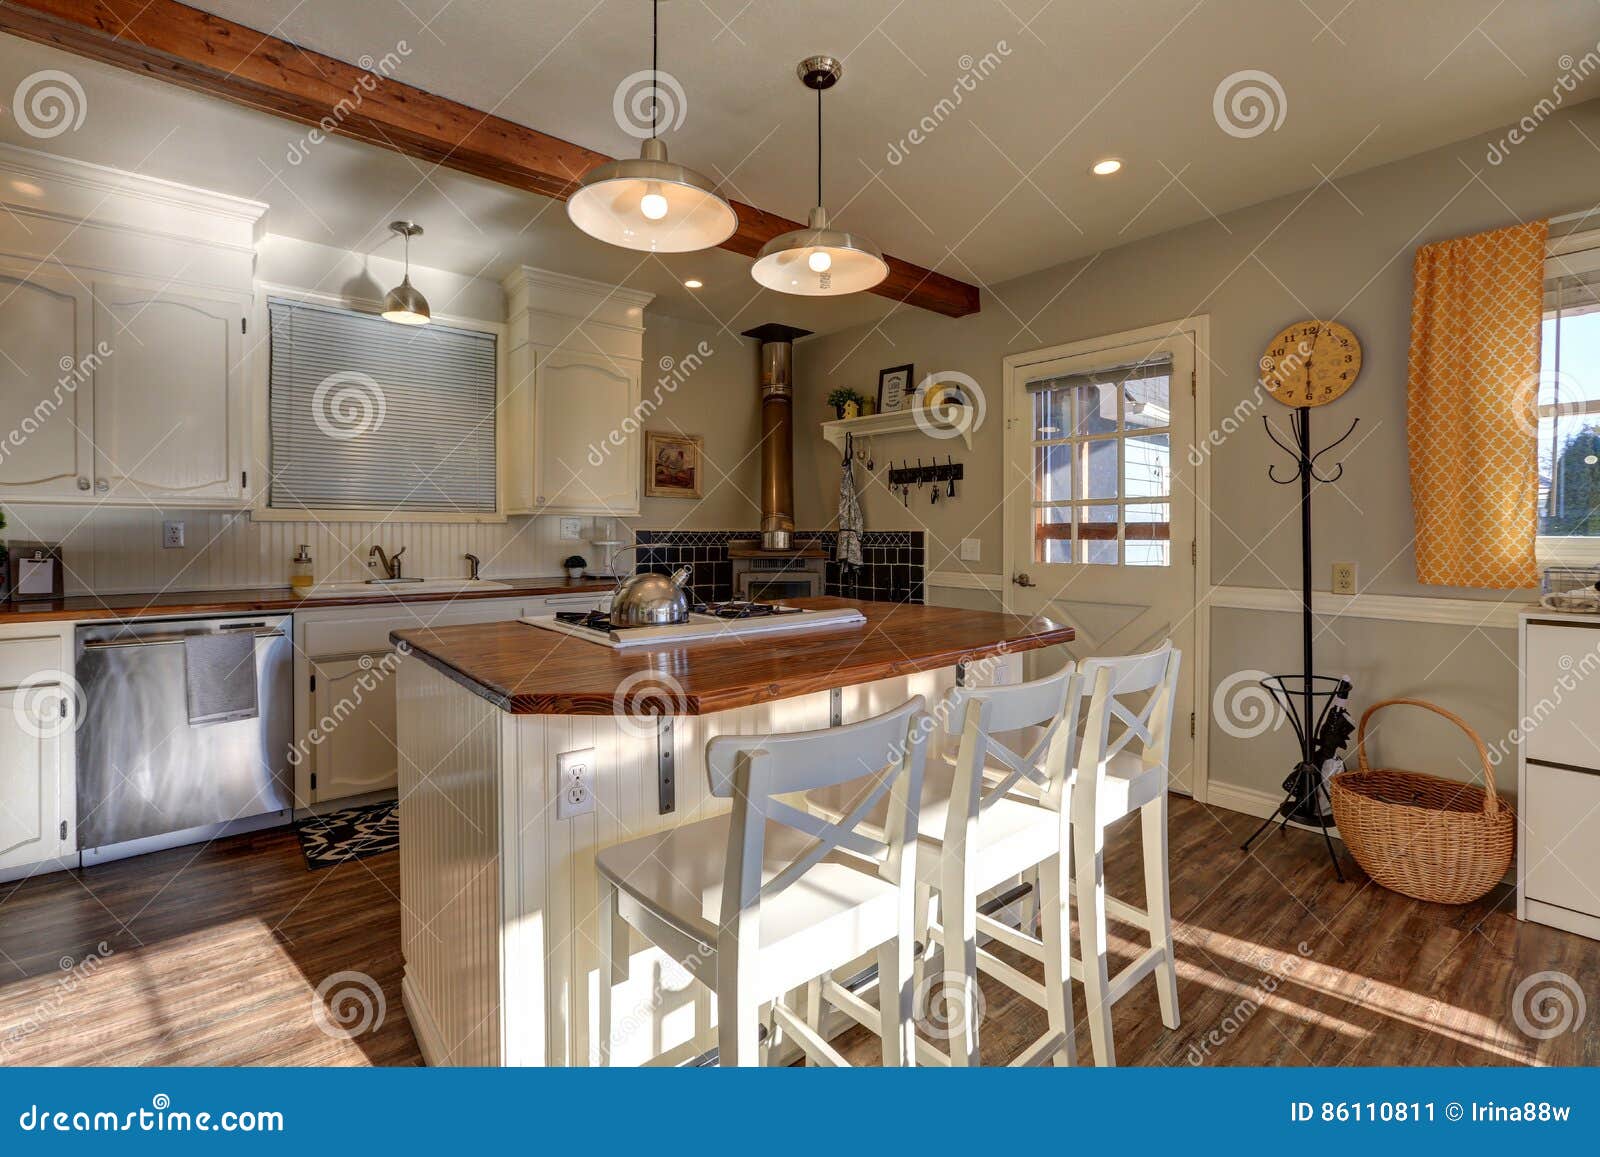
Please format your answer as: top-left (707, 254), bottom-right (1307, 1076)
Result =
top-left (520, 606), bottom-right (867, 649)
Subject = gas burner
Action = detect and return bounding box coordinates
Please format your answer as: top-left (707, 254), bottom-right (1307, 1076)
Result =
top-left (701, 600), bottom-right (805, 620)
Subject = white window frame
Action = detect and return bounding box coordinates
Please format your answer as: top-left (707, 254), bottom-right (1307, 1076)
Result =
top-left (1537, 228), bottom-right (1600, 566)
top-left (247, 283), bottom-right (509, 523)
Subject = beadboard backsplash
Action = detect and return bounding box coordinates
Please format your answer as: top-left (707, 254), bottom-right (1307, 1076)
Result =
top-left (0, 506), bottom-right (579, 595)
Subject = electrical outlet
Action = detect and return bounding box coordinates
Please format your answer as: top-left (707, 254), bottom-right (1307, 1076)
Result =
top-left (556, 747), bottom-right (596, 819)
top-left (959, 538), bottom-right (981, 562)
top-left (1332, 561), bottom-right (1357, 595)
top-left (162, 520), bottom-right (185, 549)
top-left (559, 517), bottom-right (583, 540)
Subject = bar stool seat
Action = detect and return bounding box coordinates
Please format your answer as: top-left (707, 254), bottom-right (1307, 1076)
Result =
top-left (596, 815), bottom-right (903, 997)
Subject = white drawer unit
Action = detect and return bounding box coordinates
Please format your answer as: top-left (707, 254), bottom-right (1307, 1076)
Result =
top-left (1518, 614), bottom-right (1600, 940)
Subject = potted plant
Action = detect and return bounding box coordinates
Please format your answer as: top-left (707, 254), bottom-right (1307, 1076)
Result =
top-left (562, 554), bottom-right (588, 580)
top-left (826, 387), bottom-right (865, 419)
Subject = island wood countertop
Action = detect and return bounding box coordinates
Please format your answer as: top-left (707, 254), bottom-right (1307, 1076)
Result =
top-left (391, 597), bottom-right (1075, 716)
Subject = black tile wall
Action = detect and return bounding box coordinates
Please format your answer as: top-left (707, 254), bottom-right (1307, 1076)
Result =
top-left (631, 528), bottom-right (924, 605)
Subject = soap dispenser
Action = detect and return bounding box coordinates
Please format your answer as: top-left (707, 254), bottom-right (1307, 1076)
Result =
top-left (290, 544), bottom-right (314, 593)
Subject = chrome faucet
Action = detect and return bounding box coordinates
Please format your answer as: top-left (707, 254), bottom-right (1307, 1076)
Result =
top-left (368, 545), bottom-right (406, 580)
top-left (465, 552), bottom-right (481, 580)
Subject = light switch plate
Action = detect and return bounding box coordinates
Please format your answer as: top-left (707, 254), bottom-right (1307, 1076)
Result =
top-left (959, 538), bottom-right (981, 562)
top-left (556, 747), bottom-right (596, 819)
top-left (1332, 562), bottom-right (1356, 595)
top-left (162, 520), bottom-right (185, 549)
top-left (559, 517), bottom-right (583, 540)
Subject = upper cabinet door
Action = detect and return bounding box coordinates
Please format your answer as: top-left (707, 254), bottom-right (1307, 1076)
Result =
top-left (535, 351), bottom-right (640, 514)
top-left (93, 287), bottom-right (245, 504)
top-left (0, 270), bottom-right (95, 500)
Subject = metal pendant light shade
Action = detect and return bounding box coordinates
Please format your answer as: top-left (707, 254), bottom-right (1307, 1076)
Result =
top-left (751, 56), bottom-right (886, 298)
top-left (567, 137), bottom-right (737, 253)
top-left (381, 221), bottom-right (431, 325)
top-left (567, 0), bottom-right (736, 253)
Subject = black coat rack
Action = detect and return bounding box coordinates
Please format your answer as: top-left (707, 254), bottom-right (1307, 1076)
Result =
top-left (1239, 404), bottom-right (1359, 879)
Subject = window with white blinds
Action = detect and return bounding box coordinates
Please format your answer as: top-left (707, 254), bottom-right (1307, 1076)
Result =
top-left (268, 298), bottom-right (497, 513)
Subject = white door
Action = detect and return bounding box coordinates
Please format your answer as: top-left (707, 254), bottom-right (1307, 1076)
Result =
top-left (93, 286), bottom-right (245, 503)
top-left (1004, 325), bottom-right (1201, 793)
top-left (535, 350), bottom-right (641, 513)
top-left (310, 653), bottom-right (399, 802)
top-left (0, 686), bottom-right (70, 870)
top-left (0, 270), bottom-right (95, 501)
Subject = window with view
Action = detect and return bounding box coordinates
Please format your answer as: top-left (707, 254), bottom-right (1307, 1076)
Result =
top-left (1029, 357), bottom-right (1173, 566)
top-left (1539, 236), bottom-right (1600, 548)
top-left (267, 298), bottom-right (498, 514)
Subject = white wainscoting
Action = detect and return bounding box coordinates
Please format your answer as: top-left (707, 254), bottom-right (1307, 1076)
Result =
top-left (1207, 584), bottom-right (1531, 629)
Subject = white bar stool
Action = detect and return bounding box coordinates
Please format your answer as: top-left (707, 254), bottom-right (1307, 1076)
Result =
top-left (805, 665), bottom-right (1084, 1066)
top-left (594, 696), bottom-right (931, 1067)
top-left (1070, 642), bottom-right (1184, 1066)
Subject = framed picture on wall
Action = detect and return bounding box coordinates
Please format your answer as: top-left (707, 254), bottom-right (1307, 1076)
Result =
top-left (644, 431), bottom-right (704, 499)
top-left (877, 364), bottom-right (914, 413)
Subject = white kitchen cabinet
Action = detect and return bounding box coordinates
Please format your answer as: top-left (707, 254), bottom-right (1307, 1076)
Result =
top-left (93, 286), bottom-right (248, 504)
top-left (1518, 613), bottom-right (1600, 940)
top-left (0, 267), bottom-right (96, 501)
top-left (309, 653), bottom-right (399, 802)
top-left (0, 686), bottom-right (71, 872)
top-left (533, 351), bottom-right (641, 514)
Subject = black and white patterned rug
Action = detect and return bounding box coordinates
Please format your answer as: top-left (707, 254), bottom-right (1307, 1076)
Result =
top-left (295, 801), bottom-right (398, 870)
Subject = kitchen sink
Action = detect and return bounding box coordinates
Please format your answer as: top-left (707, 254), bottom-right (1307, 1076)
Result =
top-left (307, 578), bottom-right (512, 596)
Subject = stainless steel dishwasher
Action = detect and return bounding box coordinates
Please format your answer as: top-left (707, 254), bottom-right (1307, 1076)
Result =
top-left (75, 615), bottom-right (294, 864)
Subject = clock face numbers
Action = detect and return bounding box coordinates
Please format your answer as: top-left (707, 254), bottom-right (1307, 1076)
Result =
top-left (1260, 319), bottom-right (1362, 408)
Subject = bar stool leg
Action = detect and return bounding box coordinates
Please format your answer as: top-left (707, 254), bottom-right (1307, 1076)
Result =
top-left (717, 950), bottom-right (762, 1067)
top-left (1142, 793), bottom-right (1181, 1030)
top-left (1038, 848), bottom-right (1077, 1066)
top-left (876, 938), bottom-right (915, 1066)
top-left (1074, 807), bottom-right (1115, 1066)
top-left (911, 882), bottom-right (934, 1017)
top-left (939, 854), bottom-right (980, 1066)
top-left (596, 880), bottom-right (618, 1067)
top-left (804, 976), bottom-right (827, 1065)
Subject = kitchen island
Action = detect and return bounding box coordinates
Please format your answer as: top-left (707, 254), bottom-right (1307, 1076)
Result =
top-left (390, 597), bottom-right (1073, 1066)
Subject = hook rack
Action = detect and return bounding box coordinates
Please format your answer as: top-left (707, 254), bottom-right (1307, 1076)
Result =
top-left (886, 458), bottom-right (962, 490)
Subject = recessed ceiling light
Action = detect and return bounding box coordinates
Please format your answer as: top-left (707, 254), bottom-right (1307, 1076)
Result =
top-left (684, 278), bottom-right (703, 289)
top-left (1091, 158), bottom-right (1123, 176)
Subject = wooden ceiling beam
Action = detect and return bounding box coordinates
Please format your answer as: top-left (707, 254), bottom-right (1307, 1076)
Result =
top-left (0, 0), bottom-right (981, 317)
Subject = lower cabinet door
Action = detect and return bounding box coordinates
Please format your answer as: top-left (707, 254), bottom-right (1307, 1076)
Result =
top-left (0, 687), bottom-right (68, 871)
top-left (309, 654), bottom-right (399, 803)
top-left (1524, 761), bottom-right (1600, 918)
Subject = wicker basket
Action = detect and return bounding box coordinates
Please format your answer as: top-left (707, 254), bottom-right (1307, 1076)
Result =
top-left (1329, 697), bottom-right (1514, 905)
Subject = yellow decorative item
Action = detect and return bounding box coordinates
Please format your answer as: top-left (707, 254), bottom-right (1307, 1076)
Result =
top-left (842, 400), bottom-right (860, 419)
top-left (1406, 219), bottom-right (1547, 589)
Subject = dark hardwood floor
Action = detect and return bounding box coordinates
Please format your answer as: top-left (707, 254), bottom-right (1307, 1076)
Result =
top-left (1, 797), bottom-right (1595, 1066)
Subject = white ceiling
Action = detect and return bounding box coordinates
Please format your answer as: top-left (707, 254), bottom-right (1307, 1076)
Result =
top-left (1, 0), bottom-right (1597, 333)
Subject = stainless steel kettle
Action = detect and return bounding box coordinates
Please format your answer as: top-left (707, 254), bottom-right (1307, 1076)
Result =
top-left (609, 556), bottom-right (694, 627)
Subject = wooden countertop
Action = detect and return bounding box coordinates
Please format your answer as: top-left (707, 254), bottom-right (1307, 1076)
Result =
top-left (0, 576), bottom-right (615, 625)
top-left (392, 597), bottom-right (1075, 716)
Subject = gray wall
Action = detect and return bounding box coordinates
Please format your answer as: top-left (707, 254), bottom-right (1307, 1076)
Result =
top-left (787, 98), bottom-right (1600, 802)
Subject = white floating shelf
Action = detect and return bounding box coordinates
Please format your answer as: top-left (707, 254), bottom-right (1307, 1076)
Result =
top-left (821, 407), bottom-right (979, 452)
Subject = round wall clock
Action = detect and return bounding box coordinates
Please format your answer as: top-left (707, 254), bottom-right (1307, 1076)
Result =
top-left (1259, 319), bottom-right (1362, 407)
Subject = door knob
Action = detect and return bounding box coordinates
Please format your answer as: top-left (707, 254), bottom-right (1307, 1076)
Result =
top-left (1012, 572), bottom-right (1036, 588)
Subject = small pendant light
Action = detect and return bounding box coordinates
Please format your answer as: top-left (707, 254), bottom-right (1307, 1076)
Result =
top-left (566, 0), bottom-right (737, 253)
top-left (751, 56), bottom-right (887, 297)
top-left (381, 221), bottom-right (430, 325)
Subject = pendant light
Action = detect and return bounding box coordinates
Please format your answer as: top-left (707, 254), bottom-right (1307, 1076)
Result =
top-left (751, 56), bottom-right (887, 297)
top-left (566, 0), bottom-right (737, 253)
top-left (381, 221), bottom-right (430, 325)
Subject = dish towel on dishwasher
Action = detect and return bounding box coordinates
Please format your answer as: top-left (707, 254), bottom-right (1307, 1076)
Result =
top-left (184, 632), bottom-right (259, 726)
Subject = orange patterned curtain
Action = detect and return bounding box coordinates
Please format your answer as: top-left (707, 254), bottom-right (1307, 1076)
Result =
top-left (1407, 219), bottom-right (1547, 589)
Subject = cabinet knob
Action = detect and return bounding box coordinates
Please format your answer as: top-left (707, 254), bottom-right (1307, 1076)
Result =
top-left (536, 495), bottom-right (546, 505)
top-left (1012, 572), bottom-right (1036, 588)
top-left (76, 476), bottom-right (90, 491)
top-left (95, 479), bottom-right (109, 493)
